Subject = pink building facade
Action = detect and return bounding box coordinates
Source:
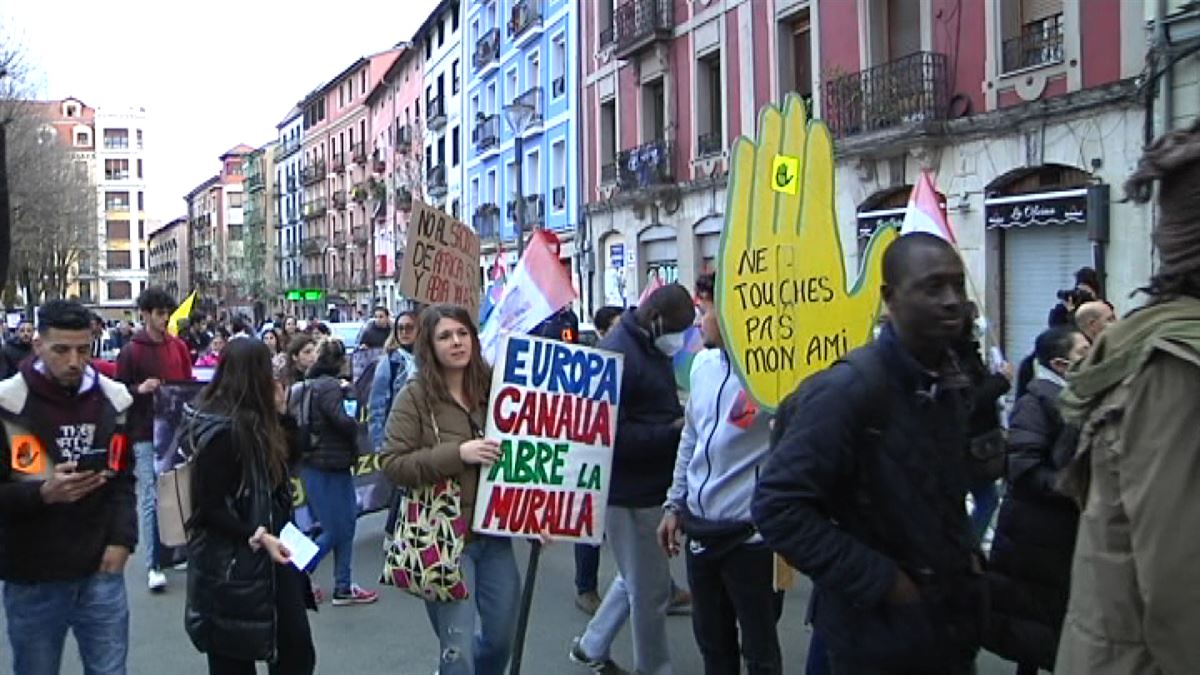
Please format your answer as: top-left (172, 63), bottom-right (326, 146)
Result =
top-left (579, 0), bottom-right (1150, 364)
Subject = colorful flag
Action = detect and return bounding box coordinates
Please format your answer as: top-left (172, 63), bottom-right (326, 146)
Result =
top-left (168, 291), bottom-right (196, 336)
top-left (900, 170), bottom-right (956, 244)
top-left (638, 273), bottom-right (665, 305)
top-left (480, 246), bottom-right (508, 325)
top-left (479, 231), bottom-right (578, 364)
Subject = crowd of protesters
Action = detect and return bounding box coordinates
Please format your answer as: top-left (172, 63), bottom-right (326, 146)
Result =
top-left (3, 122), bottom-right (1200, 675)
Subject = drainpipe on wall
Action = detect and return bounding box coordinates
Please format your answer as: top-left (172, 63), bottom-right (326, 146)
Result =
top-left (1158, 0), bottom-right (1174, 135)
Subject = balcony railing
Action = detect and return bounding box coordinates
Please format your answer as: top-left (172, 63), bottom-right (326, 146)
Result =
top-left (508, 194), bottom-right (545, 227)
top-left (697, 131), bottom-right (723, 158)
top-left (427, 165), bottom-right (447, 197)
top-left (246, 173), bottom-right (264, 191)
top-left (600, 161), bottom-right (618, 185)
top-left (552, 74), bottom-right (566, 98)
top-left (276, 138), bottom-right (301, 160)
top-left (552, 186), bottom-right (566, 210)
top-left (473, 113), bottom-right (499, 150)
top-left (823, 51), bottom-right (948, 139)
top-left (331, 152), bottom-right (346, 174)
top-left (351, 142), bottom-right (368, 166)
top-left (301, 161), bottom-right (326, 186)
top-left (1002, 14), bottom-right (1064, 73)
top-left (616, 140), bottom-right (674, 190)
top-left (300, 236), bottom-right (327, 256)
top-left (474, 205), bottom-right (501, 240)
top-left (332, 229), bottom-right (347, 247)
top-left (613, 0), bottom-right (673, 58)
top-left (352, 226), bottom-right (369, 246)
top-left (428, 96), bottom-right (446, 130)
top-left (397, 124), bottom-right (413, 150)
top-left (395, 187), bottom-right (413, 210)
top-left (302, 198), bottom-right (327, 220)
top-left (351, 269), bottom-right (371, 288)
top-left (300, 273), bottom-right (327, 288)
top-left (509, 0), bottom-right (542, 43)
top-left (474, 28), bottom-right (500, 71)
top-left (515, 87), bottom-right (544, 127)
top-left (332, 192), bottom-right (348, 210)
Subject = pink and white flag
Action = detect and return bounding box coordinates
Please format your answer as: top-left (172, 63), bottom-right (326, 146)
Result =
top-left (480, 231), bottom-right (577, 364)
top-left (900, 170), bottom-right (957, 244)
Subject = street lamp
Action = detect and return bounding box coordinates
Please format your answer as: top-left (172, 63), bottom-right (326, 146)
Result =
top-left (503, 101), bottom-right (535, 258)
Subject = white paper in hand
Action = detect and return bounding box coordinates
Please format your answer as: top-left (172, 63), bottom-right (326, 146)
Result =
top-left (279, 522), bottom-right (319, 571)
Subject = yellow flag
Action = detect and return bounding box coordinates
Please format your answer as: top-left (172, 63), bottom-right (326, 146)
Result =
top-left (168, 291), bottom-right (196, 336)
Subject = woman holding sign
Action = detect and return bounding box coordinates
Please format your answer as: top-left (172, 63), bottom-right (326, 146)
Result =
top-left (182, 337), bottom-right (316, 675)
top-left (381, 304), bottom-right (520, 675)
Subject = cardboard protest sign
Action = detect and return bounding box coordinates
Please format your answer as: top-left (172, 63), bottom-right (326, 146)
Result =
top-left (718, 93), bottom-right (897, 413)
top-left (399, 200), bottom-right (482, 315)
top-left (473, 334), bottom-right (622, 545)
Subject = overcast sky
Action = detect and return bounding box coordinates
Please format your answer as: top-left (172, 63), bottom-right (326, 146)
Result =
top-left (0, 0), bottom-right (440, 224)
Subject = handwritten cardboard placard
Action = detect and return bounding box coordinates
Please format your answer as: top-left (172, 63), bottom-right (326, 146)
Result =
top-left (718, 93), bottom-right (897, 413)
top-left (473, 334), bottom-right (623, 545)
top-left (399, 200), bottom-right (482, 315)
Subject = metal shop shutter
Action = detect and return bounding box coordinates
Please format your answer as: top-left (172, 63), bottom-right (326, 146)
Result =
top-left (1002, 224), bottom-right (1090, 364)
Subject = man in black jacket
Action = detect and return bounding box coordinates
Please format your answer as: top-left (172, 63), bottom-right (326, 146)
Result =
top-left (0, 300), bottom-right (137, 674)
top-left (753, 233), bottom-right (983, 675)
top-left (570, 284), bottom-right (694, 675)
top-left (0, 318), bottom-right (34, 378)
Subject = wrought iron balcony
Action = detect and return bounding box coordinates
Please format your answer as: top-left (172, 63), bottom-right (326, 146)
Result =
top-left (823, 51), bottom-right (949, 139)
top-left (300, 273), bottom-right (327, 288)
top-left (395, 187), bottom-right (413, 211)
top-left (697, 131), bottom-right (723, 158)
top-left (276, 138), bottom-right (301, 160)
top-left (331, 152), bottom-right (346, 174)
top-left (515, 87), bottom-right (544, 127)
top-left (616, 140), bottom-right (674, 190)
top-left (332, 192), bottom-right (348, 210)
top-left (428, 96), bottom-right (446, 130)
top-left (351, 142), bottom-right (368, 166)
top-left (473, 113), bottom-right (499, 150)
top-left (613, 0), bottom-right (673, 59)
top-left (474, 204), bottom-right (501, 241)
top-left (332, 229), bottom-right (347, 247)
top-left (352, 226), bottom-right (369, 246)
top-left (1002, 14), bottom-right (1064, 73)
top-left (552, 186), bottom-right (566, 210)
top-left (600, 162), bottom-right (618, 185)
top-left (300, 236), bottom-right (327, 256)
top-left (509, 0), bottom-right (542, 44)
top-left (301, 161), bottom-right (326, 186)
top-left (246, 173), bottom-right (264, 192)
top-left (552, 75), bottom-right (565, 98)
top-left (427, 165), bottom-right (447, 197)
top-left (507, 194), bottom-right (545, 227)
top-left (397, 124), bottom-right (413, 149)
top-left (302, 198), bottom-right (327, 220)
top-left (474, 28), bottom-right (500, 72)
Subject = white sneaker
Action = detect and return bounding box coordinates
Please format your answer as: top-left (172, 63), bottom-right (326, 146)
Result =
top-left (148, 569), bottom-right (168, 592)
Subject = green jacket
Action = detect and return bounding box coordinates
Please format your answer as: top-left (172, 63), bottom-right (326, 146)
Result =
top-left (1057, 296), bottom-right (1200, 674)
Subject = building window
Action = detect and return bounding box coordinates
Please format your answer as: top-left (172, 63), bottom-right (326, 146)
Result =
top-left (136, 129), bottom-right (143, 149)
top-left (106, 250), bottom-right (132, 269)
top-left (138, 220), bottom-right (145, 240)
top-left (551, 34), bottom-right (567, 98)
top-left (452, 60), bottom-right (460, 94)
top-left (696, 50), bottom-right (723, 158)
top-left (228, 225), bottom-right (243, 242)
top-left (526, 148), bottom-right (541, 193)
top-left (777, 9), bottom-right (813, 107)
top-left (451, 3), bottom-right (459, 30)
top-left (552, 139), bottom-right (566, 211)
top-left (105, 192), bottom-right (130, 211)
top-left (106, 220), bottom-right (131, 240)
top-left (361, 70), bottom-right (367, 95)
top-left (63, 101), bottom-right (79, 117)
top-left (75, 130), bottom-right (90, 147)
top-left (599, 98), bottom-right (617, 176)
top-left (137, 192), bottom-right (144, 211)
top-left (137, 159), bottom-right (143, 179)
top-left (999, 0), bottom-right (1065, 73)
top-left (451, 199), bottom-right (460, 219)
top-left (229, 192), bottom-right (244, 207)
top-left (641, 78), bottom-right (666, 142)
top-left (139, 250), bottom-right (146, 269)
top-left (103, 129), bottom-right (129, 149)
top-left (107, 281), bottom-right (132, 300)
top-left (438, 18), bottom-right (445, 47)
top-left (104, 159), bottom-right (130, 180)
top-left (451, 127), bottom-right (460, 167)
top-left (78, 282), bottom-right (92, 302)
top-left (599, 0), bottom-right (614, 42)
top-left (426, 38), bottom-right (432, 59)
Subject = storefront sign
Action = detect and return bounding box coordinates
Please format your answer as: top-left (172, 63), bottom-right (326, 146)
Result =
top-left (984, 188), bottom-right (1088, 229)
top-left (473, 334), bottom-right (623, 545)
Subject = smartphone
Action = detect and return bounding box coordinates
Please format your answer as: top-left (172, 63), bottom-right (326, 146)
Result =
top-left (342, 399), bottom-right (359, 417)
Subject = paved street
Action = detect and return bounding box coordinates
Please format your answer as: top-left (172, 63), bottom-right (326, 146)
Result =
top-left (0, 512), bottom-right (1014, 674)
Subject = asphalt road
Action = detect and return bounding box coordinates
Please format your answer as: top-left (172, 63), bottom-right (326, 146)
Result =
top-left (0, 512), bottom-right (1016, 674)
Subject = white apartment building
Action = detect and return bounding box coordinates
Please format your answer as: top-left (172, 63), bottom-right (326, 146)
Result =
top-left (417, 0), bottom-right (464, 219)
top-left (93, 105), bottom-right (149, 312)
top-left (276, 107), bottom-right (305, 305)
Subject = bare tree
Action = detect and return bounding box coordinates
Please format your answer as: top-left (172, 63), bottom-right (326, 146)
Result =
top-left (0, 33), bottom-right (95, 313)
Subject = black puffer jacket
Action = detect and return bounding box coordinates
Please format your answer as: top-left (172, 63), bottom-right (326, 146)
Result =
top-left (300, 371), bottom-right (359, 472)
top-left (985, 377), bottom-right (1079, 670)
top-left (183, 408), bottom-right (305, 662)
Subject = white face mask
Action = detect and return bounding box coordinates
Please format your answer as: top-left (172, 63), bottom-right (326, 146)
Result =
top-left (972, 316), bottom-right (988, 340)
top-left (655, 331), bottom-right (687, 357)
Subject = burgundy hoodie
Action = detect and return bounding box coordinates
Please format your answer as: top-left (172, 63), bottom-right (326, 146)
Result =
top-left (115, 329), bottom-right (193, 442)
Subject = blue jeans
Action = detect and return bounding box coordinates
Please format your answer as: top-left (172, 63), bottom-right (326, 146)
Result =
top-left (4, 571), bottom-right (129, 675)
top-left (969, 479), bottom-right (1000, 541)
top-left (424, 535), bottom-right (520, 675)
top-left (133, 441), bottom-right (159, 571)
top-left (574, 543), bottom-right (600, 595)
top-left (301, 467), bottom-right (357, 593)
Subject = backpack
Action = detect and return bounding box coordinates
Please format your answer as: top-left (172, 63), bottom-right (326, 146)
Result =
top-left (287, 382), bottom-right (319, 456)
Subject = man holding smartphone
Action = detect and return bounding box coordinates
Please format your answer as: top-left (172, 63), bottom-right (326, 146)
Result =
top-left (0, 299), bottom-right (137, 675)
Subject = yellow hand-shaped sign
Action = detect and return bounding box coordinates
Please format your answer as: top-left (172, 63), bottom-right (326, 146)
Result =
top-left (718, 94), bottom-right (897, 412)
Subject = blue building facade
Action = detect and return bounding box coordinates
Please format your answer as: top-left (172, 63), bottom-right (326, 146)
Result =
top-left (463, 0), bottom-right (578, 270)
